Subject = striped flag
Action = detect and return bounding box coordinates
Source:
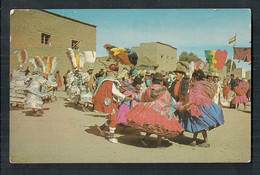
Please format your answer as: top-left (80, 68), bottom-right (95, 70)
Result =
top-left (229, 36), bottom-right (236, 44)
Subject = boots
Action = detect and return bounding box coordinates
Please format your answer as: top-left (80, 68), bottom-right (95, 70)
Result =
top-left (109, 127), bottom-right (118, 143)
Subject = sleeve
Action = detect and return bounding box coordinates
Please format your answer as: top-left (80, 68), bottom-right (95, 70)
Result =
top-left (112, 83), bottom-right (126, 99)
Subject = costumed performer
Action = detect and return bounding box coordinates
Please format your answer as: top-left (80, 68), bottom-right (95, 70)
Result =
top-left (232, 78), bottom-right (249, 109)
top-left (93, 63), bottom-right (132, 143)
top-left (175, 69), bottom-right (224, 148)
top-left (124, 73), bottom-right (184, 147)
top-left (117, 76), bottom-right (143, 126)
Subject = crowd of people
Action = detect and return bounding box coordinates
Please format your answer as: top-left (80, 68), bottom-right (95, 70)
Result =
top-left (10, 53), bottom-right (251, 148)
top-left (57, 61), bottom-right (251, 147)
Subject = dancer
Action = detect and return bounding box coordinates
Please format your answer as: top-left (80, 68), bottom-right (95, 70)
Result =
top-left (232, 78), bottom-right (248, 109)
top-left (25, 67), bottom-right (48, 117)
top-left (125, 73), bottom-right (183, 147)
top-left (175, 69), bottom-right (224, 147)
top-left (93, 63), bottom-right (132, 143)
top-left (117, 76), bottom-right (143, 125)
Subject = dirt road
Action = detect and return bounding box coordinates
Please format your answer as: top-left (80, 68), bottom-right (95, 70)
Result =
top-left (10, 91), bottom-right (251, 163)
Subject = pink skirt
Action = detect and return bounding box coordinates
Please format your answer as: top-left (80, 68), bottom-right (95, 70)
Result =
top-left (117, 103), bottom-right (130, 125)
top-left (232, 95), bottom-right (248, 104)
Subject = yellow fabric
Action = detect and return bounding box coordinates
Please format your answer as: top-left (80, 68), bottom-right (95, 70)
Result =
top-left (76, 54), bottom-right (81, 68)
top-left (210, 50), bottom-right (217, 70)
top-left (46, 57), bottom-right (51, 74)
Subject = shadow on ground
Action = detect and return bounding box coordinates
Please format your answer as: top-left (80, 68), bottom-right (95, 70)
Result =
top-left (169, 135), bottom-right (204, 146)
top-left (21, 107), bottom-right (50, 117)
top-left (85, 125), bottom-right (172, 148)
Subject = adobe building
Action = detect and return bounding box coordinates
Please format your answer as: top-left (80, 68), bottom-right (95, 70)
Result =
top-left (246, 71), bottom-right (251, 80)
top-left (232, 68), bottom-right (246, 79)
top-left (10, 9), bottom-right (97, 76)
top-left (131, 42), bottom-right (178, 72)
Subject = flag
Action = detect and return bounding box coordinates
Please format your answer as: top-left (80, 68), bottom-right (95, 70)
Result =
top-left (205, 50), bottom-right (216, 71)
top-left (233, 47), bottom-right (251, 62)
top-left (214, 49), bottom-right (228, 70)
top-left (229, 36), bottom-right (236, 44)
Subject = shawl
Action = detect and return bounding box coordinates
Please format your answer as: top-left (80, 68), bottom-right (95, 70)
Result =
top-left (234, 86), bottom-right (246, 96)
top-left (223, 84), bottom-right (230, 99)
top-left (239, 82), bottom-right (249, 94)
top-left (141, 84), bottom-right (168, 103)
top-left (187, 80), bottom-right (217, 118)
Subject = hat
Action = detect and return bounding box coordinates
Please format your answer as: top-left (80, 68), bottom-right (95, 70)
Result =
top-left (87, 66), bottom-right (94, 70)
top-left (131, 69), bottom-right (139, 77)
top-left (146, 71), bottom-right (151, 76)
top-left (173, 67), bottom-right (186, 74)
top-left (207, 72), bottom-right (213, 77)
top-left (153, 72), bottom-right (164, 80)
top-left (133, 76), bottom-right (143, 85)
top-left (213, 73), bottom-right (219, 77)
top-left (138, 70), bottom-right (146, 76)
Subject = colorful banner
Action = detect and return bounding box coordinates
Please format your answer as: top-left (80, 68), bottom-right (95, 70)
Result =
top-left (233, 47), bottom-right (251, 62)
top-left (214, 49), bottom-right (228, 70)
top-left (205, 49), bottom-right (228, 71)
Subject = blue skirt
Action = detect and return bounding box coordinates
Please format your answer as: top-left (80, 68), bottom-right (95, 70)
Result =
top-left (177, 102), bottom-right (224, 133)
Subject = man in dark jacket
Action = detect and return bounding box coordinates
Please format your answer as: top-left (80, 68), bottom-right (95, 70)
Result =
top-left (230, 74), bottom-right (237, 91)
top-left (168, 67), bottom-right (189, 102)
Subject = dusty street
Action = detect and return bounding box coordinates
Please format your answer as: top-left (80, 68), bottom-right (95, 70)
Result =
top-left (10, 91), bottom-right (251, 163)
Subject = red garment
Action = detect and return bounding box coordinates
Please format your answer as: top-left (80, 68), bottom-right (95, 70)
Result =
top-left (93, 80), bottom-right (118, 128)
top-left (55, 73), bottom-right (62, 88)
top-left (125, 84), bottom-right (183, 137)
top-left (223, 84), bottom-right (230, 99)
top-left (174, 77), bottom-right (183, 98)
top-left (234, 86), bottom-right (246, 96)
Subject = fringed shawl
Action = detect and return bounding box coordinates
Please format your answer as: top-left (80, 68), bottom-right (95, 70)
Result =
top-left (187, 80), bottom-right (217, 118)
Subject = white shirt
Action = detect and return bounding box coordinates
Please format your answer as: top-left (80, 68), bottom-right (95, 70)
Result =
top-left (112, 83), bottom-right (125, 99)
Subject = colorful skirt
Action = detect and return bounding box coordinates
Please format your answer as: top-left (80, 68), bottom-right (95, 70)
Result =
top-left (117, 103), bottom-right (130, 125)
top-left (232, 95), bottom-right (248, 104)
top-left (125, 103), bottom-right (183, 137)
top-left (177, 102), bottom-right (224, 133)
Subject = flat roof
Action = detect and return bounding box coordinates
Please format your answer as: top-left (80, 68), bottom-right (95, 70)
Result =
top-left (140, 42), bottom-right (177, 50)
top-left (40, 10), bottom-right (97, 28)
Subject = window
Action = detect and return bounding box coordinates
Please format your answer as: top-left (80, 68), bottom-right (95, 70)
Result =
top-left (72, 40), bottom-right (80, 50)
top-left (41, 33), bottom-right (51, 45)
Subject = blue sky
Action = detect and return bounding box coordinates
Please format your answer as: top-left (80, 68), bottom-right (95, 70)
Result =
top-left (49, 9), bottom-right (251, 71)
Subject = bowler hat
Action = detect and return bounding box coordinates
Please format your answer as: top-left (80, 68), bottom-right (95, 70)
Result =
top-left (173, 67), bottom-right (186, 74)
top-left (153, 72), bottom-right (164, 80)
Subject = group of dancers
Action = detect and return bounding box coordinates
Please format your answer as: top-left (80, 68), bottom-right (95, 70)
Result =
top-left (10, 49), bottom-right (60, 116)
top-left (88, 63), bottom-right (225, 148)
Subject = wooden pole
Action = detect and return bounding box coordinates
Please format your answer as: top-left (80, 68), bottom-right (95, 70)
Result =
top-left (229, 33), bottom-right (237, 75)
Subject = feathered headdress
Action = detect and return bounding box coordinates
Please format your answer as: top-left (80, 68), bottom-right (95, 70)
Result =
top-left (104, 44), bottom-right (138, 66)
top-left (42, 56), bottom-right (58, 75)
top-left (66, 48), bottom-right (77, 69)
top-left (14, 49), bottom-right (28, 64)
top-left (66, 48), bottom-right (86, 70)
top-left (83, 51), bottom-right (96, 63)
top-left (29, 56), bottom-right (42, 72)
